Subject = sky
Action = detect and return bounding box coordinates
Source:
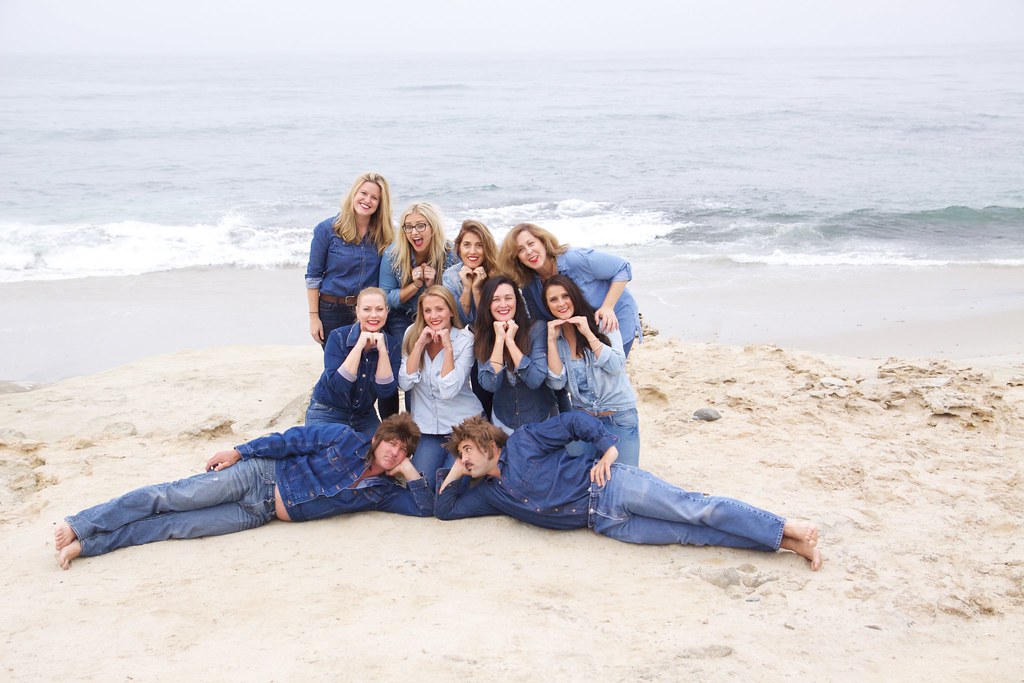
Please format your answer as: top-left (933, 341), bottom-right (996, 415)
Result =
top-left (1, 0), bottom-right (1022, 54)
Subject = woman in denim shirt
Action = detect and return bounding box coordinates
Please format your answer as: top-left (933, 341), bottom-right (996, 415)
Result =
top-left (499, 222), bottom-right (641, 357)
top-left (543, 275), bottom-right (640, 466)
top-left (399, 286), bottom-right (483, 489)
top-left (473, 276), bottom-right (558, 434)
top-left (441, 220), bottom-right (499, 326)
top-left (379, 202), bottom-right (456, 417)
top-left (305, 172), bottom-right (394, 346)
top-left (306, 288), bottom-right (401, 439)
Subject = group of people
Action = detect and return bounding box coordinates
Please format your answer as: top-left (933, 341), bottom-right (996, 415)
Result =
top-left (53, 172), bottom-right (822, 572)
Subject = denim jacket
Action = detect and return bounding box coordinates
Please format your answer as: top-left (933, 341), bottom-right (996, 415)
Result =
top-left (478, 322), bottom-right (558, 429)
top-left (236, 423), bottom-right (432, 521)
top-left (546, 328), bottom-right (636, 413)
top-left (305, 215), bottom-right (383, 297)
top-left (522, 246), bottom-right (641, 345)
top-left (441, 262), bottom-right (476, 325)
top-left (379, 241), bottom-right (457, 317)
top-left (311, 323), bottom-right (401, 418)
top-left (434, 412), bottom-right (618, 530)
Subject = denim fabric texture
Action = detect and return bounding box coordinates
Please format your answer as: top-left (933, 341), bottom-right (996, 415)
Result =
top-left (521, 246), bottom-right (641, 354)
top-left (305, 215), bottom-right (383, 295)
top-left (547, 328), bottom-right (638, 415)
top-left (434, 412), bottom-right (618, 529)
top-left (235, 423), bottom-right (433, 521)
top-left (309, 323), bottom-right (400, 431)
top-left (410, 433), bottom-right (455, 490)
top-left (478, 322), bottom-right (558, 430)
top-left (305, 400), bottom-right (381, 440)
top-left (441, 263), bottom-right (477, 325)
top-left (317, 298), bottom-right (356, 344)
top-left (589, 464), bottom-right (784, 551)
top-left (67, 457), bottom-right (278, 557)
top-left (378, 241), bottom-right (457, 318)
top-left (571, 407), bottom-right (640, 467)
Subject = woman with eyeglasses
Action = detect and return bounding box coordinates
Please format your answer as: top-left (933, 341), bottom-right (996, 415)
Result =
top-left (305, 172), bottom-right (394, 347)
top-left (379, 202), bottom-right (457, 418)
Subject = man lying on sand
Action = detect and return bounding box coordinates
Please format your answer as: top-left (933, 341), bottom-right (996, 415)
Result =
top-left (54, 414), bottom-right (428, 569)
top-left (435, 413), bottom-right (822, 570)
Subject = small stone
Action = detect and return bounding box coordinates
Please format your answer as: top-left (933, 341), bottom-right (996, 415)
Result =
top-left (693, 408), bottom-right (722, 422)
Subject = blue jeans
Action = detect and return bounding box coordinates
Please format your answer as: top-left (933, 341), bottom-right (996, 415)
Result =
top-left (589, 465), bottom-right (784, 550)
top-left (411, 433), bottom-right (454, 491)
top-left (66, 458), bottom-right (278, 557)
top-left (569, 408), bottom-right (640, 467)
top-left (305, 399), bottom-right (381, 440)
top-left (379, 309), bottom-right (414, 418)
top-left (317, 298), bottom-right (356, 348)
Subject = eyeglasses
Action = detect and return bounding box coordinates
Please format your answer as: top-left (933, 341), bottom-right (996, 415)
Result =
top-left (402, 222), bottom-right (430, 233)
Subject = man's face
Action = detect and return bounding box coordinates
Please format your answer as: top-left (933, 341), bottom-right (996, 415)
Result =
top-left (373, 438), bottom-right (409, 471)
top-left (457, 439), bottom-right (496, 478)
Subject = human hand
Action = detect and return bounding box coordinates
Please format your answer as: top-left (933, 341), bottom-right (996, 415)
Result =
top-left (589, 446), bottom-right (618, 486)
top-left (471, 267), bottom-right (487, 290)
top-left (422, 265), bottom-right (436, 286)
top-left (387, 457), bottom-right (419, 480)
top-left (206, 449), bottom-right (241, 472)
top-left (493, 320), bottom-right (508, 342)
top-left (416, 327), bottom-right (437, 346)
top-left (436, 327), bottom-right (451, 348)
top-left (546, 319), bottom-right (565, 341)
top-left (309, 317), bottom-right (324, 344)
top-left (459, 265), bottom-right (474, 288)
top-left (569, 316), bottom-right (590, 335)
top-left (504, 319), bottom-right (519, 339)
top-left (595, 305), bottom-right (619, 333)
top-left (412, 266), bottom-right (425, 288)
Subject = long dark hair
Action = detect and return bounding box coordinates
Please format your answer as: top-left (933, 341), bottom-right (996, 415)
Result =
top-left (473, 276), bottom-right (532, 368)
top-left (542, 274), bottom-right (610, 348)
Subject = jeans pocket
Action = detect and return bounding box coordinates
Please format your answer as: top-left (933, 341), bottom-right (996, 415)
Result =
top-left (606, 408), bottom-right (638, 429)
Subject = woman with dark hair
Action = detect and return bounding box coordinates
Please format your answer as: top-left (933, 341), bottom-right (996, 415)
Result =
top-left (305, 172), bottom-right (394, 346)
top-left (498, 222), bottom-right (641, 356)
top-left (543, 274), bottom-right (640, 466)
top-left (441, 219), bottom-right (499, 326)
top-left (473, 276), bottom-right (558, 434)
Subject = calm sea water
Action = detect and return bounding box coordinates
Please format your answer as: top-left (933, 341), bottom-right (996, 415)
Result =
top-left (1, 44), bottom-right (1022, 282)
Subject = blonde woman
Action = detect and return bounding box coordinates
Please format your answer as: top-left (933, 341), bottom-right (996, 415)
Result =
top-left (398, 285), bottom-right (482, 488)
top-left (305, 172), bottom-right (394, 346)
top-left (379, 202), bottom-right (457, 417)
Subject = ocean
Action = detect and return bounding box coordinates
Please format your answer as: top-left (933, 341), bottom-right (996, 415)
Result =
top-left (1, 44), bottom-right (1023, 283)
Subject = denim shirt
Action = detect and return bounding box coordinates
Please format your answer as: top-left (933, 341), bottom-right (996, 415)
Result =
top-left (399, 327), bottom-right (483, 434)
top-left (310, 323), bottom-right (401, 418)
top-left (236, 423), bottom-right (433, 521)
top-left (522, 246), bottom-right (641, 345)
top-left (441, 262), bottom-right (475, 325)
top-left (434, 412), bottom-right (618, 530)
top-left (478, 322), bottom-right (558, 429)
top-left (379, 241), bottom-right (458, 317)
top-left (546, 328), bottom-right (636, 413)
top-left (305, 215), bottom-right (383, 296)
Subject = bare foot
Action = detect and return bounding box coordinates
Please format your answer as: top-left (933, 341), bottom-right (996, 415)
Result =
top-left (57, 541), bottom-right (82, 570)
top-left (54, 521), bottom-right (78, 551)
top-left (782, 519), bottom-right (819, 547)
top-left (780, 536), bottom-right (823, 571)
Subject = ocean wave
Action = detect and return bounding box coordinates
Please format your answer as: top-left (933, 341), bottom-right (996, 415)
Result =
top-left (2, 202), bottom-right (1021, 282)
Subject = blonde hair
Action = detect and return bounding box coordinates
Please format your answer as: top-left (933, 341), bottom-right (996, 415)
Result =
top-left (497, 222), bottom-right (569, 288)
top-left (331, 172), bottom-right (395, 254)
top-left (402, 285), bottom-right (465, 356)
top-left (454, 220), bottom-right (498, 272)
top-left (392, 203), bottom-right (450, 287)
top-left (356, 286), bottom-right (388, 307)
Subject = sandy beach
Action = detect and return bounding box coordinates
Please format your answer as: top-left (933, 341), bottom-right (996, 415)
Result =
top-left (2, 265), bottom-right (1024, 680)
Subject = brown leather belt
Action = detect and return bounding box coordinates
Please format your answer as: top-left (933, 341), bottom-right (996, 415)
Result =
top-left (320, 293), bottom-right (358, 306)
top-left (585, 410), bottom-right (615, 417)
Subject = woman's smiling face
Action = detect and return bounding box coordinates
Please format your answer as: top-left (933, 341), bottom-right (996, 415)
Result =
top-left (421, 295), bottom-right (452, 331)
top-left (490, 284), bottom-right (517, 322)
top-left (515, 230), bottom-right (547, 272)
top-left (545, 284), bottom-right (574, 320)
top-left (459, 231), bottom-right (485, 269)
top-left (356, 292), bottom-right (387, 332)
